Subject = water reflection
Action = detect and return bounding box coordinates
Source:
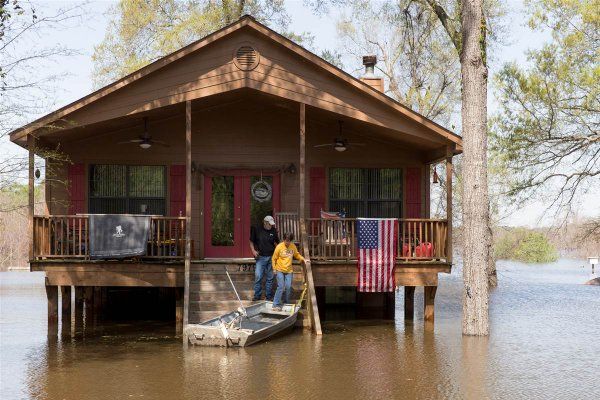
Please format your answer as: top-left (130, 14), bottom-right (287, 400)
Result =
top-left (2, 259), bottom-right (600, 399)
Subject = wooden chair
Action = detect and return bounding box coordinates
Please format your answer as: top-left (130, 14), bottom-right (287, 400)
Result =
top-left (274, 212), bottom-right (300, 244)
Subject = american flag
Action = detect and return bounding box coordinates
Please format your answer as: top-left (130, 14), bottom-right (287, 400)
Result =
top-left (357, 218), bottom-right (397, 292)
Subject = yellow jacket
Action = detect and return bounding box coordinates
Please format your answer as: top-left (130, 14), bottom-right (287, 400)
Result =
top-left (272, 242), bottom-right (304, 274)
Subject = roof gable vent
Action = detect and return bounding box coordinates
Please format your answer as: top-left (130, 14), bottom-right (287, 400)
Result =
top-left (234, 44), bottom-right (259, 71)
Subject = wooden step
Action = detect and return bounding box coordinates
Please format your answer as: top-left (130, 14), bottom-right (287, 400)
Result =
top-left (190, 290), bottom-right (255, 301)
top-left (189, 311), bottom-right (222, 324)
top-left (189, 300), bottom-right (257, 312)
top-left (189, 295), bottom-right (304, 311)
top-left (190, 281), bottom-right (254, 292)
top-left (189, 281), bottom-right (303, 292)
top-left (190, 273), bottom-right (254, 283)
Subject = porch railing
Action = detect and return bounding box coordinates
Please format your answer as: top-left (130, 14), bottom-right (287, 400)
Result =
top-left (32, 215), bottom-right (187, 260)
top-left (305, 218), bottom-right (449, 262)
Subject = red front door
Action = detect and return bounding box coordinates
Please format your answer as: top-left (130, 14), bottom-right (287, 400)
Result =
top-left (204, 172), bottom-right (280, 258)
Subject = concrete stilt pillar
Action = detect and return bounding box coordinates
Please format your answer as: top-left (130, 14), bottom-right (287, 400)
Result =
top-left (93, 287), bottom-right (102, 321)
top-left (424, 286), bottom-right (437, 322)
top-left (60, 286), bottom-right (72, 330)
top-left (83, 287), bottom-right (94, 320)
top-left (384, 292), bottom-right (395, 320)
top-left (404, 286), bottom-right (415, 320)
top-left (46, 284), bottom-right (58, 335)
top-left (75, 286), bottom-right (85, 330)
top-left (175, 287), bottom-right (183, 331)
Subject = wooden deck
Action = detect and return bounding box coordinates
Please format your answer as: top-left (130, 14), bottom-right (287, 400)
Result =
top-left (31, 258), bottom-right (449, 288)
top-left (33, 257), bottom-right (449, 332)
top-left (32, 215), bottom-right (451, 335)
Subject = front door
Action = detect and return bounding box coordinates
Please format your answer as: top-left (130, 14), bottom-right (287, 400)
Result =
top-left (204, 172), bottom-right (280, 258)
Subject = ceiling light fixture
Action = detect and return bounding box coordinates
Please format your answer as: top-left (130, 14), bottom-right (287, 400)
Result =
top-left (334, 139), bottom-right (347, 152)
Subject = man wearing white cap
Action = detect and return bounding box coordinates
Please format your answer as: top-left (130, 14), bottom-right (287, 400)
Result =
top-left (249, 215), bottom-right (279, 301)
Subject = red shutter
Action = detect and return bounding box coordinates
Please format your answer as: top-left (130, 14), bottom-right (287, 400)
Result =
top-left (68, 163), bottom-right (85, 214)
top-left (405, 167), bottom-right (422, 218)
top-left (170, 165), bottom-right (186, 217)
top-left (309, 167), bottom-right (326, 218)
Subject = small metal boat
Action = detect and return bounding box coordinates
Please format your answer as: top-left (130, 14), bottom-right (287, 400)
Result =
top-left (186, 301), bottom-right (300, 347)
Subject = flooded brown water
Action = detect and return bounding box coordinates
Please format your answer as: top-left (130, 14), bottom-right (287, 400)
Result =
top-left (1, 259), bottom-right (599, 400)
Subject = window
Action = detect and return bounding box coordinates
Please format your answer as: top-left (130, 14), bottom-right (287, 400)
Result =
top-left (89, 165), bottom-right (166, 215)
top-left (329, 168), bottom-right (403, 218)
top-left (210, 176), bottom-right (235, 246)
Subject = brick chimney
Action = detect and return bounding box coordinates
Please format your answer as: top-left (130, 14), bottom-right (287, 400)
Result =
top-left (360, 55), bottom-right (384, 92)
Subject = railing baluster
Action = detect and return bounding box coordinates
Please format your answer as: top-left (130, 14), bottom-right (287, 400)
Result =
top-left (78, 217), bottom-right (82, 256)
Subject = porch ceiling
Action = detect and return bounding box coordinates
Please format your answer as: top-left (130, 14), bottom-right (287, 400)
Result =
top-left (26, 89), bottom-right (450, 160)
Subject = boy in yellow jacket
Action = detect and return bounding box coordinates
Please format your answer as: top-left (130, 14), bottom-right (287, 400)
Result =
top-left (271, 233), bottom-right (304, 310)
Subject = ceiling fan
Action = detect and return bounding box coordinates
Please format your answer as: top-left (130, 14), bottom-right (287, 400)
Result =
top-left (313, 121), bottom-right (365, 152)
top-left (118, 117), bottom-right (169, 149)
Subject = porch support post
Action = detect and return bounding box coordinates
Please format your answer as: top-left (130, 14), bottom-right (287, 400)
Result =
top-left (404, 286), bottom-right (415, 320)
top-left (424, 286), bottom-right (437, 321)
top-left (28, 134), bottom-right (35, 261)
top-left (46, 283), bottom-right (58, 328)
top-left (83, 286), bottom-right (94, 318)
top-left (93, 287), bottom-right (102, 318)
top-left (299, 103), bottom-right (306, 221)
top-left (74, 286), bottom-right (84, 329)
top-left (299, 103), bottom-right (322, 335)
top-left (183, 100), bottom-right (192, 334)
top-left (61, 286), bottom-right (72, 326)
top-left (446, 147), bottom-right (453, 264)
top-left (175, 287), bottom-right (184, 331)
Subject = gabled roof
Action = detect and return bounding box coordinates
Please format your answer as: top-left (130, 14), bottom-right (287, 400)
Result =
top-left (10, 15), bottom-right (461, 150)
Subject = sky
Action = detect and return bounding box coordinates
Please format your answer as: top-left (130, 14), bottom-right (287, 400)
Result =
top-left (2, 0), bottom-right (597, 227)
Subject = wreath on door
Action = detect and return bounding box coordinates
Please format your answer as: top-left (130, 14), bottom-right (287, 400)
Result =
top-left (251, 179), bottom-right (272, 202)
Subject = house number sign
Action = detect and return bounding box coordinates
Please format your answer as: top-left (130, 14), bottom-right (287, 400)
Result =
top-left (251, 180), bottom-right (272, 202)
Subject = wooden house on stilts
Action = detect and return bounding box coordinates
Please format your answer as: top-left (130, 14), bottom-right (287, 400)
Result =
top-left (9, 16), bottom-right (461, 339)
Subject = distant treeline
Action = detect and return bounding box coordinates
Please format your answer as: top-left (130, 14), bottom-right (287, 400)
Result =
top-left (493, 222), bottom-right (600, 263)
top-left (0, 184), bottom-right (45, 270)
top-left (494, 228), bottom-right (558, 263)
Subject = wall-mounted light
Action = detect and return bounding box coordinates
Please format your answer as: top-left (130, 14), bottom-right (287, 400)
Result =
top-left (433, 167), bottom-right (439, 184)
top-left (34, 169), bottom-right (41, 179)
top-left (191, 161), bottom-right (198, 174)
top-left (285, 163), bottom-right (297, 174)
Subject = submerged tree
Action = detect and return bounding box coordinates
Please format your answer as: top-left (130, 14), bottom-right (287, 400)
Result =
top-left (491, 0), bottom-right (599, 230)
top-left (421, 0), bottom-right (493, 335)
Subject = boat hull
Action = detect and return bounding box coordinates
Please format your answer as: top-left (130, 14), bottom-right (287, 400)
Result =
top-left (185, 301), bottom-right (299, 347)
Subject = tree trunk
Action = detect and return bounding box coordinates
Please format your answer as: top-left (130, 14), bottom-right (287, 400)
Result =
top-left (460, 0), bottom-right (490, 335)
top-left (488, 225), bottom-right (498, 287)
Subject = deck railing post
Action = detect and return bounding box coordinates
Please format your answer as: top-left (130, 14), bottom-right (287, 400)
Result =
top-left (299, 103), bottom-right (306, 222)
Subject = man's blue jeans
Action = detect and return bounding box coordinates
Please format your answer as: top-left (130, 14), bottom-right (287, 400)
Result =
top-left (274, 271), bottom-right (293, 308)
top-left (253, 256), bottom-right (274, 301)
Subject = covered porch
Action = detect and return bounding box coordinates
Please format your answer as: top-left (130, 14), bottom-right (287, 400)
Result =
top-left (25, 96), bottom-right (455, 336)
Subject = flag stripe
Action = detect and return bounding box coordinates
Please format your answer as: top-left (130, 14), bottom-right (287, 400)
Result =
top-left (357, 218), bottom-right (396, 292)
